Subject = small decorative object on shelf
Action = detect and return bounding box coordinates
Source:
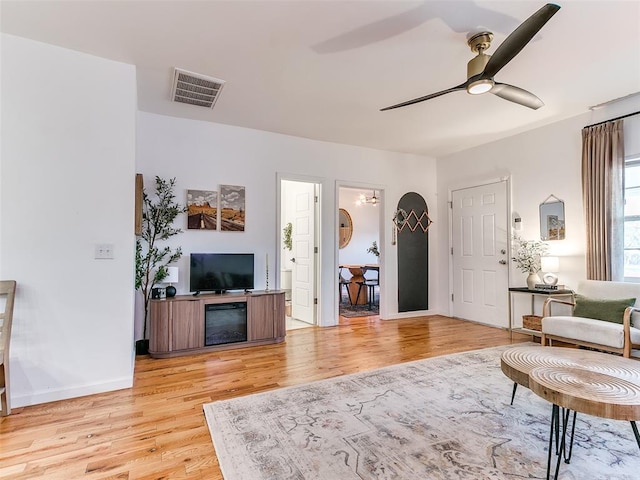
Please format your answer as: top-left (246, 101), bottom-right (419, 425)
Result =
top-left (265, 253), bottom-right (269, 291)
top-left (165, 266), bottom-right (179, 297)
top-left (534, 283), bottom-right (566, 291)
top-left (540, 255), bottom-right (560, 285)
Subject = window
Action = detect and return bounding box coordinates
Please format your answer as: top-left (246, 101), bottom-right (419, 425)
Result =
top-left (624, 155), bottom-right (640, 280)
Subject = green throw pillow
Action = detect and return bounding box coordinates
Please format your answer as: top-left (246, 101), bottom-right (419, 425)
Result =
top-left (573, 294), bottom-right (636, 324)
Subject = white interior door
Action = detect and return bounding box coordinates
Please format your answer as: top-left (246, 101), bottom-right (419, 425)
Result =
top-left (452, 181), bottom-right (509, 328)
top-left (292, 184), bottom-right (316, 324)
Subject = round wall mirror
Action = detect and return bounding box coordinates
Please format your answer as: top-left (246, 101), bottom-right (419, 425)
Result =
top-left (339, 208), bottom-right (353, 249)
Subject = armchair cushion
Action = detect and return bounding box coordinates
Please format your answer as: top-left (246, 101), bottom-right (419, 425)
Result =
top-left (572, 295), bottom-right (636, 324)
top-left (542, 316), bottom-right (640, 349)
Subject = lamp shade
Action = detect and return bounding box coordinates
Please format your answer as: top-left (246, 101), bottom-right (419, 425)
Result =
top-left (165, 266), bottom-right (179, 284)
top-left (541, 256), bottom-right (559, 273)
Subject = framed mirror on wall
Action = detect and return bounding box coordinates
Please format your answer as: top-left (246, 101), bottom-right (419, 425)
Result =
top-left (540, 194), bottom-right (565, 240)
top-left (339, 208), bottom-right (353, 248)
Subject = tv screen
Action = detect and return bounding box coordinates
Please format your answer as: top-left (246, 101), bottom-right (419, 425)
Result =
top-left (190, 253), bottom-right (254, 293)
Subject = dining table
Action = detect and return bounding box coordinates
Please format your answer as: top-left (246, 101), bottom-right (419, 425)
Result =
top-left (339, 264), bottom-right (379, 305)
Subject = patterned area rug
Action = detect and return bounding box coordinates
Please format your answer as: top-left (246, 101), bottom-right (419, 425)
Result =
top-left (339, 303), bottom-right (379, 317)
top-left (339, 294), bottom-right (379, 317)
top-left (203, 346), bottom-right (640, 479)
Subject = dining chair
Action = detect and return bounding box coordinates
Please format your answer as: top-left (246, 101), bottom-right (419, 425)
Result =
top-left (339, 268), bottom-right (353, 305)
top-left (356, 268), bottom-right (379, 310)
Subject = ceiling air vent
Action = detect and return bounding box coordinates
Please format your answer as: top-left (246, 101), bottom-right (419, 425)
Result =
top-left (171, 68), bottom-right (225, 109)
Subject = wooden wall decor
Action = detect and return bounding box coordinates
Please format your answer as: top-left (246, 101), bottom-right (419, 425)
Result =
top-left (135, 174), bottom-right (143, 236)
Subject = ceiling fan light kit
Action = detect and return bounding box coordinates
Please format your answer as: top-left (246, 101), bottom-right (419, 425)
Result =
top-left (381, 3), bottom-right (561, 112)
top-left (467, 79), bottom-right (494, 95)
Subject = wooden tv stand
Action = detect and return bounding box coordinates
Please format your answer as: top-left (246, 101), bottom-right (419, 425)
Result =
top-left (149, 290), bottom-right (285, 358)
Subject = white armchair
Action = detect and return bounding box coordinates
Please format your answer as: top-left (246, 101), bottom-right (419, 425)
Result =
top-left (540, 280), bottom-right (640, 358)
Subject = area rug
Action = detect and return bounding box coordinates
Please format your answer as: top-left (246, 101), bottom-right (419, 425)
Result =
top-left (339, 293), bottom-right (379, 317)
top-left (339, 303), bottom-right (379, 317)
top-left (203, 345), bottom-right (640, 479)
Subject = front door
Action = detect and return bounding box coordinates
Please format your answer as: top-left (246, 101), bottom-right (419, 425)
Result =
top-left (451, 181), bottom-right (509, 328)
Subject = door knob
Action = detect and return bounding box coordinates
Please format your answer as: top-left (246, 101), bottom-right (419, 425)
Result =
top-left (501, 249), bottom-right (506, 254)
top-left (290, 258), bottom-right (296, 263)
top-left (499, 260), bottom-right (507, 265)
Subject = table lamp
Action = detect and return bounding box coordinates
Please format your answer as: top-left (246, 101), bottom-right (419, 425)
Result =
top-left (165, 266), bottom-right (179, 297)
top-left (540, 256), bottom-right (559, 286)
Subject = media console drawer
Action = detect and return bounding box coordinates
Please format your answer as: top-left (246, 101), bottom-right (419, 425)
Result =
top-left (148, 290), bottom-right (285, 358)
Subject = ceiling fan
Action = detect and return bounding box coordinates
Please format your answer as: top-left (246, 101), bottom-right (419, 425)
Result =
top-left (381, 3), bottom-right (561, 112)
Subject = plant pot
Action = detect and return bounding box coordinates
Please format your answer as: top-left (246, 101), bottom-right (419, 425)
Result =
top-left (135, 339), bottom-right (149, 355)
top-left (526, 272), bottom-right (541, 290)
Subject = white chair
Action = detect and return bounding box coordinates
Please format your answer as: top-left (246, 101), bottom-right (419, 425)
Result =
top-left (0, 280), bottom-right (16, 416)
top-left (541, 280), bottom-right (640, 358)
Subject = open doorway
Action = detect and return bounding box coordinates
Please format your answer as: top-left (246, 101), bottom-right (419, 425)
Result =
top-left (280, 179), bottom-right (320, 330)
top-left (338, 186), bottom-right (381, 319)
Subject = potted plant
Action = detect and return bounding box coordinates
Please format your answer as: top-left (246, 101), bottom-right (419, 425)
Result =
top-left (367, 240), bottom-right (380, 258)
top-left (135, 176), bottom-right (187, 354)
top-left (511, 235), bottom-right (548, 289)
top-left (283, 222), bottom-right (293, 251)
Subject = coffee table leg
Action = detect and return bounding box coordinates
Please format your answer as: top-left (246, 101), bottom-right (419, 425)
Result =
top-left (631, 421), bottom-right (640, 449)
top-left (546, 404), bottom-right (569, 480)
top-left (547, 404), bottom-right (559, 479)
top-left (510, 382), bottom-right (518, 405)
top-left (561, 409), bottom-right (578, 463)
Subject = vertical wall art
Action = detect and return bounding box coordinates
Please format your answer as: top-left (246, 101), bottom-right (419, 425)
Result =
top-left (187, 189), bottom-right (218, 230)
top-left (220, 185), bottom-right (246, 231)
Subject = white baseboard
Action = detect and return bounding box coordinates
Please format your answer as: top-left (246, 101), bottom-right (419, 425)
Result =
top-left (11, 376), bottom-right (133, 409)
top-left (383, 309), bottom-right (437, 320)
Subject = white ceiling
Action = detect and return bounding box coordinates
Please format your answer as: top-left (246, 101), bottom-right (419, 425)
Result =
top-left (2, 1), bottom-right (639, 157)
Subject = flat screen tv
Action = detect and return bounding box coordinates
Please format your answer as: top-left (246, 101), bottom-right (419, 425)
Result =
top-left (190, 253), bottom-right (255, 293)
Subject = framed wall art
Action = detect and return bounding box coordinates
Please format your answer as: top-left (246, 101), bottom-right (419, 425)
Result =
top-left (220, 185), bottom-right (245, 231)
top-left (187, 189), bottom-right (218, 230)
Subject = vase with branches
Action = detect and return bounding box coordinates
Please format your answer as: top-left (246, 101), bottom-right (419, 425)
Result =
top-left (367, 240), bottom-right (380, 258)
top-left (135, 176), bottom-right (187, 352)
top-left (511, 235), bottom-right (548, 288)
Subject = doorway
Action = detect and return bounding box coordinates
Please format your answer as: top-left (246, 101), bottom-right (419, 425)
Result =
top-left (451, 180), bottom-right (509, 328)
top-left (337, 186), bottom-right (382, 318)
top-left (280, 179), bottom-right (320, 330)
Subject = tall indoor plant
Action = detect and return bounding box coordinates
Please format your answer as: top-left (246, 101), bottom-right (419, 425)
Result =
top-left (135, 176), bottom-right (186, 353)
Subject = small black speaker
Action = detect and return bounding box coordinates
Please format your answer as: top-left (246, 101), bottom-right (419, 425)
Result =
top-left (151, 287), bottom-right (166, 299)
top-left (165, 285), bottom-right (177, 298)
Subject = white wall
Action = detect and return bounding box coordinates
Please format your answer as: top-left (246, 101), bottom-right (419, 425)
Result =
top-left (436, 95), bottom-right (640, 315)
top-left (339, 187), bottom-right (380, 267)
top-left (0, 35), bottom-right (137, 407)
top-left (136, 112), bottom-right (439, 325)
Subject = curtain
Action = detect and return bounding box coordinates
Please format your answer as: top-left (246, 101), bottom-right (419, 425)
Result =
top-left (581, 119), bottom-right (625, 280)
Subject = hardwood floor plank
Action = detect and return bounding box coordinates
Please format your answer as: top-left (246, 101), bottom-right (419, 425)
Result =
top-left (0, 315), bottom-right (530, 479)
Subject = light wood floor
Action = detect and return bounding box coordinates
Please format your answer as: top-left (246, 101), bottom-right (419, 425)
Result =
top-left (0, 315), bottom-right (531, 479)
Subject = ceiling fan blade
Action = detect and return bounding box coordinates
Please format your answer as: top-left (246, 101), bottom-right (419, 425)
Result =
top-left (312, 4), bottom-right (430, 54)
top-left (482, 3), bottom-right (560, 79)
top-left (381, 83), bottom-right (467, 111)
top-left (312, 1), bottom-right (522, 54)
top-left (491, 83), bottom-right (544, 109)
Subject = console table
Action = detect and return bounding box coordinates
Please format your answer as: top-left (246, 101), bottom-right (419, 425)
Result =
top-left (149, 290), bottom-right (285, 358)
top-left (508, 287), bottom-right (573, 338)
